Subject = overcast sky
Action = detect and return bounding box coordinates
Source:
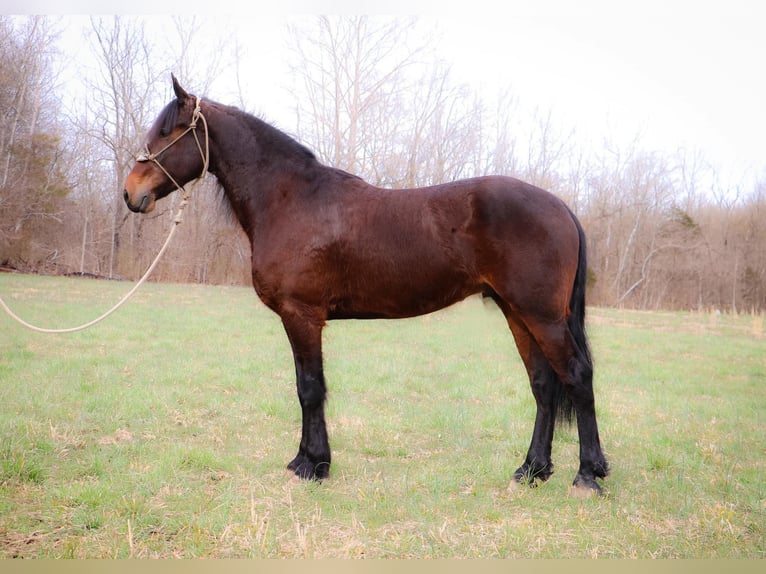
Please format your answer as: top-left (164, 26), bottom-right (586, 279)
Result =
top-left (7, 0), bottom-right (765, 189)
top-left (436, 3), bottom-right (764, 175)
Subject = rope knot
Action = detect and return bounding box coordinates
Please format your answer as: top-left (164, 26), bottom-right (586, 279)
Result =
top-left (174, 198), bottom-right (189, 224)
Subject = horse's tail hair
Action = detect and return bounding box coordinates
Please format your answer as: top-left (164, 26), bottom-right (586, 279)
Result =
top-left (557, 208), bottom-right (593, 426)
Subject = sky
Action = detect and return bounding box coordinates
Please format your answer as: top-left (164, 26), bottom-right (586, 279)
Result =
top-left (6, 0), bottom-right (765, 190)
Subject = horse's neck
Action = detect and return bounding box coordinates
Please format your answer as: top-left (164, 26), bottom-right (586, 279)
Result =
top-left (207, 114), bottom-right (316, 239)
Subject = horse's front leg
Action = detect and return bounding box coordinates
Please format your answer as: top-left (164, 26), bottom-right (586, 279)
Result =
top-left (281, 311), bottom-right (331, 480)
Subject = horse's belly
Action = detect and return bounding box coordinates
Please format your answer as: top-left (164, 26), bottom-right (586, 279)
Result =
top-left (327, 260), bottom-right (481, 320)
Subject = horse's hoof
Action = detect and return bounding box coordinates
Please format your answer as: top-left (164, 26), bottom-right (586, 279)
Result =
top-left (512, 462), bottom-right (552, 488)
top-left (570, 474), bottom-right (604, 498)
top-left (287, 454), bottom-right (329, 481)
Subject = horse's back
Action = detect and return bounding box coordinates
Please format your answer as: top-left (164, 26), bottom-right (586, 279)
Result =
top-left (325, 175), bottom-right (578, 319)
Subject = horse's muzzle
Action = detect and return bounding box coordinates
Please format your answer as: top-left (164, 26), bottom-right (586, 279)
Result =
top-left (124, 189), bottom-right (151, 213)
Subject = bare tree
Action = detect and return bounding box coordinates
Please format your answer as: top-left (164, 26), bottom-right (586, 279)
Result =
top-left (738, 181), bottom-right (766, 311)
top-left (0, 16), bottom-right (70, 273)
top-left (288, 16), bottom-right (432, 180)
top-left (401, 66), bottom-right (485, 187)
top-left (64, 109), bottom-right (115, 277)
top-left (480, 86), bottom-right (521, 178)
top-left (289, 16), bottom-right (512, 190)
top-left (81, 16), bottom-right (162, 278)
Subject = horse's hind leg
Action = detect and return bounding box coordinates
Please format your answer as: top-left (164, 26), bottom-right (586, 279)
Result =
top-left (503, 311), bottom-right (561, 486)
top-left (524, 318), bottom-right (608, 494)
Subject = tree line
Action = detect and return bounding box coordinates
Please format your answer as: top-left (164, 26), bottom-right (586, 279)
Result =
top-left (1, 15), bottom-right (764, 312)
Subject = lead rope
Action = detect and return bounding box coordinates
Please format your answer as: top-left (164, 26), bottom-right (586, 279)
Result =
top-left (0, 99), bottom-right (208, 334)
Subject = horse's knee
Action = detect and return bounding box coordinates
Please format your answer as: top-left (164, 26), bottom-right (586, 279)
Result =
top-left (297, 376), bottom-right (326, 409)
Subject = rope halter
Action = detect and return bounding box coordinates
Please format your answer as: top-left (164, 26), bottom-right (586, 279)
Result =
top-left (136, 96), bottom-right (210, 211)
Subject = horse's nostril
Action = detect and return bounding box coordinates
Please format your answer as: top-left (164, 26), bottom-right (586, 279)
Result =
top-left (124, 189), bottom-right (143, 213)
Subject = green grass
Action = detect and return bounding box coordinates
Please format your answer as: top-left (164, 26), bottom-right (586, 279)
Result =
top-left (0, 274), bottom-right (763, 558)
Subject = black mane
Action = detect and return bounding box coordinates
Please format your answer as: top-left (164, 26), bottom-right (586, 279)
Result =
top-left (209, 100), bottom-right (317, 165)
top-left (250, 115), bottom-right (317, 164)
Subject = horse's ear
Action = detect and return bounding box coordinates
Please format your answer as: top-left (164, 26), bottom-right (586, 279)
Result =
top-left (171, 73), bottom-right (190, 103)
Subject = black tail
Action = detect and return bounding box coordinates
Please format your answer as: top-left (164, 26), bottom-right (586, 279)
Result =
top-left (557, 209), bottom-right (592, 426)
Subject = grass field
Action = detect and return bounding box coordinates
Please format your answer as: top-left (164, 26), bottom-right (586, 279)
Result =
top-left (0, 273), bottom-right (763, 558)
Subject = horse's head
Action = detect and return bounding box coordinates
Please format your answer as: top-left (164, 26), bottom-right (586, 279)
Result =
top-left (123, 75), bottom-right (209, 213)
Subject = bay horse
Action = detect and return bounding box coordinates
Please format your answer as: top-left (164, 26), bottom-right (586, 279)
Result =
top-left (124, 75), bottom-right (609, 495)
